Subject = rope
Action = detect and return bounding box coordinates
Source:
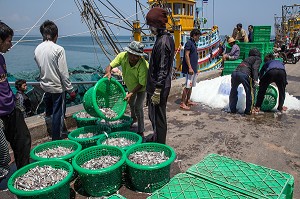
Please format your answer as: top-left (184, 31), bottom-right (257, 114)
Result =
top-left (11, 0), bottom-right (57, 49)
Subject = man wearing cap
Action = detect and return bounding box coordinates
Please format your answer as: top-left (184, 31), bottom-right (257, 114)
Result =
top-left (104, 41), bottom-right (149, 136)
top-left (221, 37), bottom-right (240, 68)
top-left (145, 7), bottom-right (175, 144)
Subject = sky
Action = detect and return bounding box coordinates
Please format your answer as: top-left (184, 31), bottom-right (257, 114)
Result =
top-left (0, 0), bottom-right (298, 38)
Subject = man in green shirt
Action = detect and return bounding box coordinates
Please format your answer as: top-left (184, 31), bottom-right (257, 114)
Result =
top-left (105, 41), bottom-right (149, 136)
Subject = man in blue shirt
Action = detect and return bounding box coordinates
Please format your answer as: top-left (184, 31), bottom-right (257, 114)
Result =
top-left (254, 53), bottom-right (288, 113)
top-left (0, 22), bottom-right (31, 181)
top-left (180, 29), bottom-right (201, 110)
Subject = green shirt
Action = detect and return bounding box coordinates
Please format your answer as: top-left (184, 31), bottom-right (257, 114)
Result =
top-left (110, 52), bottom-right (148, 92)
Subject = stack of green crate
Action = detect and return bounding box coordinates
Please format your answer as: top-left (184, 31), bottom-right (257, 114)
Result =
top-left (244, 42), bottom-right (266, 59)
top-left (186, 154), bottom-right (294, 199)
top-left (253, 26), bottom-right (271, 42)
top-left (222, 59), bottom-right (243, 76)
top-left (237, 42), bottom-right (247, 59)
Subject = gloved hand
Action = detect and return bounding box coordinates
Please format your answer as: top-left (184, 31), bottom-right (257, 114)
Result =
top-left (69, 91), bottom-right (76, 101)
top-left (151, 88), bottom-right (161, 105)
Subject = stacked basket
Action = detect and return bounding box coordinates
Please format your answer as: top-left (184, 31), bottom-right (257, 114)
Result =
top-left (125, 143), bottom-right (176, 193)
top-left (72, 145), bottom-right (125, 197)
top-left (68, 125), bottom-right (111, 149)
top-left (8, 160), bottom-right (73, 199)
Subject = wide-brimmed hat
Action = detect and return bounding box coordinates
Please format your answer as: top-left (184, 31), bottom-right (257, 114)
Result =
top-left (124, 41), bottom-right (147, 56)
top-left (227, 37), bottom-right (236, 44)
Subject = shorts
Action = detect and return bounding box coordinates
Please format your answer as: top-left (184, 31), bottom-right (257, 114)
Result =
top-left (185, 73), bottom-right (198, 88)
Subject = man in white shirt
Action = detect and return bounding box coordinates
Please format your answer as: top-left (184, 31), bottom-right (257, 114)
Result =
top-left (34, 20), bottom-right (76, 140)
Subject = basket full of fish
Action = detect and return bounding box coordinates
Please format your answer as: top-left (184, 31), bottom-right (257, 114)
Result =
top-left (83, 77), bottom-right (127, 121)
top-left (30, 140), bottom-right (82, 163)
top-left (8, 160), bottom-right (73, 199)
top-left (97, 131), bottom-right (143, 151)
top-left (97, 115), bottom-right (133, 132)
top-left (72, 145), bottom-right (126, 197)
top-left (125, 143), bottom-right (176, 193)
top-left (72, 110), bottom-right (98, 128)
top-left (68, 125), bottom-right (111, 149)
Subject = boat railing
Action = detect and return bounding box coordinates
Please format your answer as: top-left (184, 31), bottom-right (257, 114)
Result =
top-left (8, 80), bottom-right (123, 86)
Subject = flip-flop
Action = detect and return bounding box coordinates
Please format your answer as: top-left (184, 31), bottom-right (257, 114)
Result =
top-left (180, 103), bottom-right (190, 110)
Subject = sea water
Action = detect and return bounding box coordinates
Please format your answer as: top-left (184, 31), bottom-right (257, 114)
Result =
top-left (4, 35), bottom-right (131, 74)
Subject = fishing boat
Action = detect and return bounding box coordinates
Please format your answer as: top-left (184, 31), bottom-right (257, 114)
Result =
top-left (75, 0), bottom-right (223, 75)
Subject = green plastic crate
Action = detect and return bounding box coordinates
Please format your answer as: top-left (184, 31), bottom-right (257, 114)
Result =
top-left (148, 173), bottom-right (253, 199)
top-left (186, 154), bottom-right (294, 199)
top-left (125, 143), bottom-right (176, 193)
top-left (222, 59), bottom-right (243, 76)
top-left (72, 145), bottom-right (126, 197)
top-left (68, 125), bottom-right (111, 149)
top-left (8, 160), bottom-right (73, 199)
top-left (244, 42), bottom-right (266, 58)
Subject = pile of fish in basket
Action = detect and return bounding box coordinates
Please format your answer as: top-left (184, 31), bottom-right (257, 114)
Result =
top-left (7, 78), bottom-right (176, 198)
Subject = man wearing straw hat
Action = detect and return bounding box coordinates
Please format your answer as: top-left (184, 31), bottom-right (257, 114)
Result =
top-left (105, 41), bottom-right (149, 137)
top-left (145, 7), bottom-right (175, 144)
top-left (221, 37), bottom-right (240, 69)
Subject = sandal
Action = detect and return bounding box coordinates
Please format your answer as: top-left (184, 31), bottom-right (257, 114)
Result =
top-left (180, 103), bottom-right (190, 110)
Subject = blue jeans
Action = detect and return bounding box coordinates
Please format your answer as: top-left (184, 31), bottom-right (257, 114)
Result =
top-left (44, 92), bottom-right (66, 140)
top-left (229, 71), bottom-right (253, 113)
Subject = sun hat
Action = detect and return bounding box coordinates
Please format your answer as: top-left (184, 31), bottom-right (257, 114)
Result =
top-left (124, 41), bottom-right (147, 56)
top-left (227, 37), bottom-right (236, 44)
top-left (146, 7), bottom-right (168, 28)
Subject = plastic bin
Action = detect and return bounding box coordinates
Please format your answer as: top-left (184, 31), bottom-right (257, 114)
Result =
top-left (255, 84), bottom-right (278, 111)
top-left (125, 143), bottom-right (176, 193)
top-left (68, 125), bottom-right (111, 149)
top-left (97, 131), bottom-right (143, 151)
top-left (83, 77), bottom-right (127, 121)
top-left (148, 173), bottom-right (253, 199)
top-left (8, 160), bottom-right (73, 199)
top-left (30, 140), bottom-right (82, 163)
top-left (222, 59), bottom-right (243, 76)
top-left (97, 115), bottom-right (133, 132)
top-left (72, 145), bottom-right (125, 197)
top-left (187, 154), bottom-right (294, 199)
top-left (72, 110), bottom-right (98, 128)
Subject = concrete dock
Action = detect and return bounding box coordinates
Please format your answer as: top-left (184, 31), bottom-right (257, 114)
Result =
top-left (1, 62), bottom-right (299, 199)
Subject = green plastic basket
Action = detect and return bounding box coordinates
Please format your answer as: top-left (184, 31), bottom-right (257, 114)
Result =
top-left (255, 84), bottom-right (278, 111)
top-left (72, 145), bottom-right (126, 197)
top-left (30, 140), bottom-right (82, 164)
top-left (97, 115), bottom-right (133, 132)
top-left (72, 110), bottom-right (98, 128)
top-left (8, 160), bottom-right (73, 199)
top-left (97, 131), bottom-right (143, 151)
top-left (148, 173), bottom-right (252, 199)
top-left (125, 143), bottom-right (176, 193)
top-left (83, 77), bottom-right (127, 121)
top-left (107, 194), bottom-right (127, 199)
top-left (68, 125), bottom-right (111, 149)
top-left (186, 154), bottom-right (294, 199)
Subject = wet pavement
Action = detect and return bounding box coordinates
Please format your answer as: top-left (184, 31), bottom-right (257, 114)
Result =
top-left (1, 62), bottom-right (299, 198)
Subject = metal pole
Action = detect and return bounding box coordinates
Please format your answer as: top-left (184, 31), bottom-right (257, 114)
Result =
top-left (213, 0), bottom-right (215, 25)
